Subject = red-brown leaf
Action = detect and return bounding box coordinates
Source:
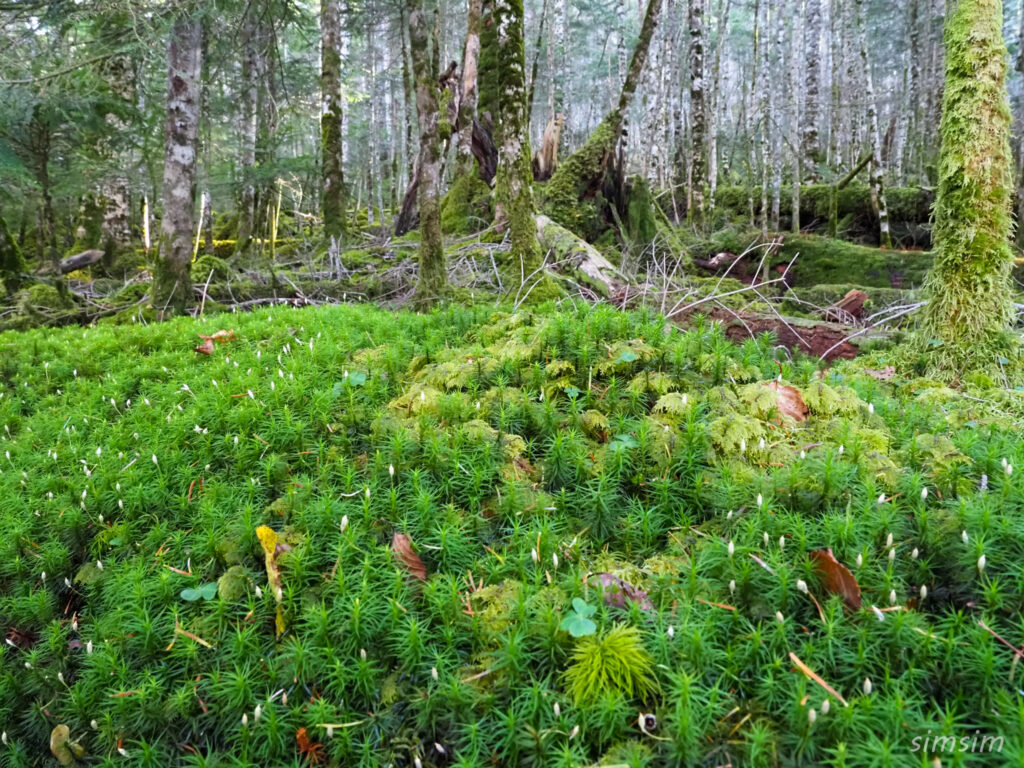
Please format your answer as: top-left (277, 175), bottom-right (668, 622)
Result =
top-left (392, 533), bottom-right (427, 580)
top-left (809, 548), bottom-right (861, 611)
top-left (194, 338), bottom-right (215, 355)
top-left (765, 381), bottom-right (808, 423)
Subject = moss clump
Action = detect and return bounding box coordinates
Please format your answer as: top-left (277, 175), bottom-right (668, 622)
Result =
top-left (1, 217), bottom-right (26, 295)
top-left (625, 177), bottom-right (657, 244)
top-left (919, 0), bottom-right (1016, 376)
top-left (776, 236), bottom-right (932, 288)
top-left (191, 254), bottom-right (231, 282)
top-left (541, 115), bottom-right (619, 239)
top-left (440, 173), bottom-right (493, 235)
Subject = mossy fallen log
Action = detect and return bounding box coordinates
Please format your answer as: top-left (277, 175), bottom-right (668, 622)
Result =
top-left (534, 214), bottom-right (625, 297)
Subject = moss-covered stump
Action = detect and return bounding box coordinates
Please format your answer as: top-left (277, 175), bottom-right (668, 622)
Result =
top-left (441, 174), bottom-right (493, 235)
top-left (539, 115), bottom-right (619, 240)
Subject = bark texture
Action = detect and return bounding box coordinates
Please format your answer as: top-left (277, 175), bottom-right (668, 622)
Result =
top-left (494, 0), bottom-right (541, 271)
top-left (321, 0), bottom-right (347, 242)
top-left (153, 12), bottom-right (202, 316)
top-left (408, 0), bottom-right (446, 305)
top-left (688, 0), bottom-right (708, 228)
top-left (855, 0), bottom-right (892, 248)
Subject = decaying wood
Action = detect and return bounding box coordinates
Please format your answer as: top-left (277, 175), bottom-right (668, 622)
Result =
top-left (532, 114), bottom-right (563, 181)
top-left (60, 249), bottom-right (105, 274)
top-left (823, 288), bottom-right (869, 322)
top-left (534, 214), bottom-right (625, 296)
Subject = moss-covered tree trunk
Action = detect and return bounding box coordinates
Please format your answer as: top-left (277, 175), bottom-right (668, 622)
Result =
top-left (153, 11), bottom-right (202, 316)
top-left (321, 0), bottom-right (347, 244)
top-left (493, 0), bottom-right (541, 271)
top-left (920, 0), bottom-right (1015, 373)
top-left (544, 0), bottom-right (663, 233)
top-left (408, 0), bottom-right (447, 306)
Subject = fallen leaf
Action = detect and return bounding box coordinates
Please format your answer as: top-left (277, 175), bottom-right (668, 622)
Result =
top-left (591, 572), bottom-right (653, 610)
top-left (194, 338), bottom-right (215, 355)
top-left (50, 724), bottom-right (84, 766)
top-left (809, 548), bottom-right (862, 611)
top-left (200, 329), bottom-right (236, 344)
top-left (256, 525), bottom-right (287, 638)
top-left (764, 381), bottom-right (808, 423)
top-left (392, 533), bottom-right (427, 580)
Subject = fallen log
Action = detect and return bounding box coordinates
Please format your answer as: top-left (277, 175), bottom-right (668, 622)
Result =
top-left (59, 249), bottom-right (104, 274)
top-left (535, 214), bottom-right (625, 297)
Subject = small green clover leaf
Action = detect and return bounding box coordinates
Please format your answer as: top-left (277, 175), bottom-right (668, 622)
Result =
top-left (560, 597), bottom-right (597, 637)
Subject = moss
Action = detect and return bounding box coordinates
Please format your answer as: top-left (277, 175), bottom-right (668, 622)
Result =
top-left (441, 173), bottom-right (493, 235)
top-left (625, 177), bottom-right (657, 244)
top-left (190, 254), bottom-right (231, 282)
top-left (1, 216), bottom-right (26, 295)
top-left (919, 0), bottom-right (1016, 376)
top-left (541, 114), bottom-right (619, 239)
top-left (213, 211), bottom-right (239, 240)
top-left (690, 229), bottom-right (933, 289)
top-left (776, 235), bottom-right (932, 288)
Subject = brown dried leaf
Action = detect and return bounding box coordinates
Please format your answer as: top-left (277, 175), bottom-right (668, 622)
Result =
top-left (810, 548), bottom-right (862, 611)
top-left (194, 338), bottom-right (215, 355)
top-left (765, 381), bottom-right (808, 423)
top-left (200, 329), bottom-right (236, 344)
top-left (392, 533), bottom-right (427, 580)
top-left (591, 572), bottom-right (653, 610)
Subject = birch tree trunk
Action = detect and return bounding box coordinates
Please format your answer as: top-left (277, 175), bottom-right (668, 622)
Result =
top-left (687, 0), bottom-right (709, 229)
top-left (855, 0), bottom-right (892, 248)
top-left (802, 0), bottom-right (822, 178)
top-left (408, 0), bottom-right (446, 305)
top-left (153, 11), bottom-right (202, 316)
top-left (494, 0), bottom-right (541, 271)
top-left (321, 0), bottom-right (347, 242)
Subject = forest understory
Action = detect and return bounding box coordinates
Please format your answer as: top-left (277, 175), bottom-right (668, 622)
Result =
top-left (5, 0), bottom-right (1024, 766)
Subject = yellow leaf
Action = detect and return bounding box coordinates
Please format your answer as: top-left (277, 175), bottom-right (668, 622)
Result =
top-left (256, 525), bottom-right (286, 639)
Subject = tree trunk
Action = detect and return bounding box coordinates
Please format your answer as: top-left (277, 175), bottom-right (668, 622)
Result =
top-left (153, 12), bottom-right (202, 316)
top-left (921, 0), bottom-right (1015, 374)
top-left (237, 11), bottom-right (258, 254)
top-left (456, 0), bottom-right (483, 177)
top-left (687, 0), bottom-right (708, 229)
top-left (494, 0), bottom-right (541, 271)
top-left (408, 0), bottom-right (446, 305)
top-left (321, 0), bottom-right (347, 243)
top-left (802, 0), bottom-right (822, 178)
top-left (855, 0), bottom-right (892, 248)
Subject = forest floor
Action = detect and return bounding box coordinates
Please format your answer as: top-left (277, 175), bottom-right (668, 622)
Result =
top-left (2, 300), bottom-right (1024, 767)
